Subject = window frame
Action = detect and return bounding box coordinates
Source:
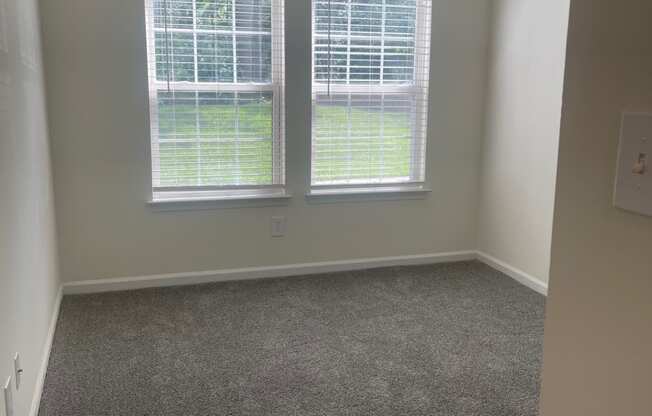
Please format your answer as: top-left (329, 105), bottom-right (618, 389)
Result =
top-left (144, 0), bottom-right (286, 202)
top-left (309, 0), bottom-right (432, 192)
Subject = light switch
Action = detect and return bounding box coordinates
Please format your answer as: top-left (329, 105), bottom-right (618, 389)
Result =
top-left (14, 354), bottom-right (21, 390)
top-left (614, 113), bottom-right (652, 216)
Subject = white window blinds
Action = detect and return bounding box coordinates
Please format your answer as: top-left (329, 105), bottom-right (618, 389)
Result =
top-left (145, 0), bottom-right (285, 197)
top-left (311, 0), bottom-right (432, 187)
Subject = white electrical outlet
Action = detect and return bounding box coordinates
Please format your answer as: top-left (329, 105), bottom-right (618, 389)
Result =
top-left (3, 376), bottom-right (14, 416)
top-left (271, 216), bottom-right (286, 237)
top-left (13, 354), bottom-right (21, 390)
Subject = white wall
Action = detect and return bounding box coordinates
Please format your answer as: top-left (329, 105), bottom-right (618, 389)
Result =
top-left (0, 0), bottom-right (60, 414)
top-left (39, 0), bottom-right (491, 283)
top-left (477, 0), bottom-right (570, 285)
top-left (539, 0), bottom-right (652, 414)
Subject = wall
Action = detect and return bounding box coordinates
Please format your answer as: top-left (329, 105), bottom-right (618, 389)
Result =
top-left (0, 0), bottom-right (60, 414)
top-left (39, 0), bottom-right (491, 283)
top-left (539, 0), bottom-right (652, 414)
top-left (477, 0), bottom-right (570, 285)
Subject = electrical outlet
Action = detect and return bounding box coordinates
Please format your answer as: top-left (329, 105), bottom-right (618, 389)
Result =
top-left (271, 216), bottom-right (286, 237)
top-left (4, 376), bottom-right (14, 416)
top-left (14, 354), bottom-right (21, 390)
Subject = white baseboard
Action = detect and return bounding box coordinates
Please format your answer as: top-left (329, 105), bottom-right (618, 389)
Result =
top-left (63, 251), bottom-right (478, 295)
top-left (62, 250), bottom-right (547, 296)
top-left (29, 285), bottom-right (63, 416)
top-left (475, 251), bottom-right (548, 296)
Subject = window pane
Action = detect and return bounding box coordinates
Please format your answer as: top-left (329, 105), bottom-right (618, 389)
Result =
top-left (313, 0), bottom-right (418, 85)
top-left (311, 0), bottom-right (429, 186)
top-left (314, 37), bottom-right (347, 83)
top-left (197, 34), bottom-right (234, 82)
top-left (312, 94), bottom-right (413, 185)
top-left (236, 34), bottom-right (272, 83)
top-left (349, 38), bottom-right (381, 83)
top-left (147, 0), bottom-right (284, 191)
top-left (236, 0), bottom-right (272, 31)
top-left (157, 90), bottom-right (274, 187)
top-left (385, 0), bottom-right (416, 36)
top-left (196, 0), bottom-right (232, 30)
top-left (384, 38), bottom-right (415, 83)
top-left (351, 0), bottom-right (382, 35)
top-left (158, 91), bottom-right (198, 142)
top-left (155, 32), bottom-right (195, 82)
top-left (153, 0), bottom-right (194, 29)
top-left (314, 0), bottom-right (348, 35)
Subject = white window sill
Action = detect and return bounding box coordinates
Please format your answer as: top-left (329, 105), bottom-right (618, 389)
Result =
top-left (148, 189), bottom-right (292, 211)
top-left (306, 185), bottom-right (431, 203)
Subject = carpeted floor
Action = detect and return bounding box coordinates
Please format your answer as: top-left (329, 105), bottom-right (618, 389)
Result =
top-left (39, 261), bottom-right (546, 416)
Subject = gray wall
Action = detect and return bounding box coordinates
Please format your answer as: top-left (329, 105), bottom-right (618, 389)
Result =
top-left (0, 0), bottom-right (60, 414)
top-left (540, 0), bottom-right (652, 414)
top-left (39, 0), bottom-right (491, 282)
top-left (478, 0), bottom-right (570, 285)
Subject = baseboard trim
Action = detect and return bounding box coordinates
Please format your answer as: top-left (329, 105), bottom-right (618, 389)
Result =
top-left (475, 251), bottom-right (548, 296)
top-left (62, 251), bottom-right (477, 295)
top-left (29, 285), bottom-right (63, 416)
top-left (62, 250), bottom-right (547, 296)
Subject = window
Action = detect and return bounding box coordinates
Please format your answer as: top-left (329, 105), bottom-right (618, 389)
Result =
top-left (311, 0), bottom-right (432, 190)
top-left (145, 0), bottom-right (285, 201)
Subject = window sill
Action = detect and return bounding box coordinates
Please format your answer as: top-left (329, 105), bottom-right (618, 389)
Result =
top-left (148, 190), bottom-right (292, 211)
top-left (306, 185), bottom-right (431, 203)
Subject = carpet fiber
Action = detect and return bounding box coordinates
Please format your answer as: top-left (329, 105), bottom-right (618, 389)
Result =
top-left (39, 261), bottom-right (545, 416)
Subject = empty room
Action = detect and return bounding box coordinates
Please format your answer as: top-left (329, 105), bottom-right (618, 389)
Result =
top-left (1, 0), bottom-right (651, 415)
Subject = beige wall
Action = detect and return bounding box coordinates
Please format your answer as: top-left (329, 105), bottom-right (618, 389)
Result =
top-left (539, 0), bottom-right (652, 414)
top-left (0, 0), bottom-right (60, 414)
top-left (478, 0), bottom-right (570, 285)
top-left (40, 0), bottom-right (491, 283)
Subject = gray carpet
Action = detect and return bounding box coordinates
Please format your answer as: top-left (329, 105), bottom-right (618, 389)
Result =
top-left (39, 261), bottom-right (545, 416)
